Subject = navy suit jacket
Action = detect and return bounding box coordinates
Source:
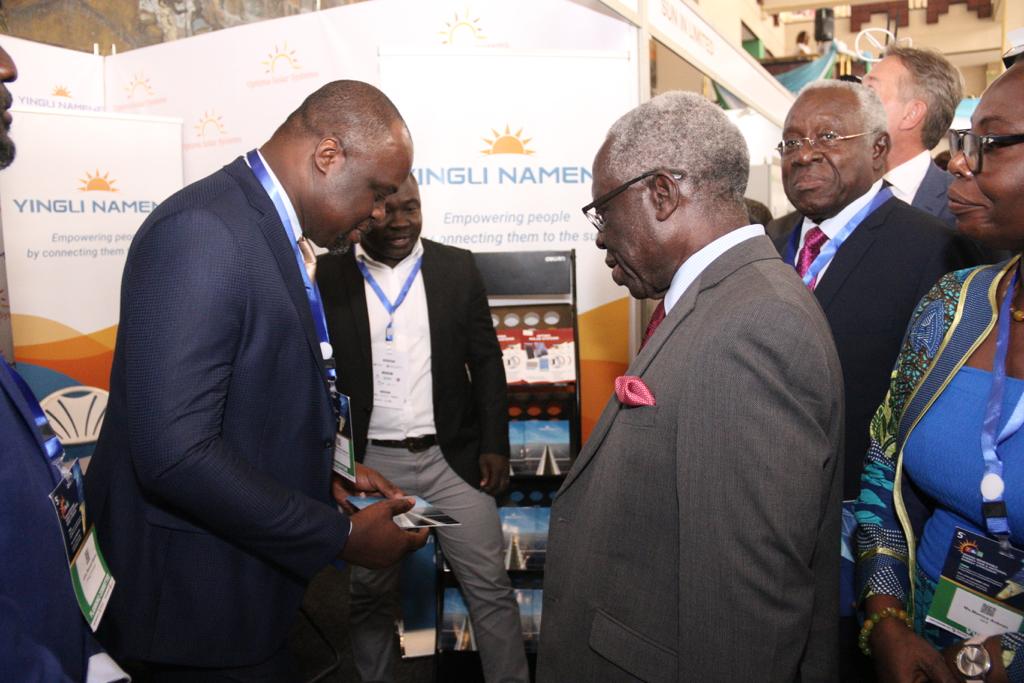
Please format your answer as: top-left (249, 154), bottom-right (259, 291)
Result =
top-left (774, 197), bottom-right (983, 499)
top-left (912, 160), bottom-right (956, 227)
top-left (317, 240), bottom-right (509, 487)
top-left (85, 158), bottom-right (349, 667)
top-left (0, 360), bottom-right (102, 681)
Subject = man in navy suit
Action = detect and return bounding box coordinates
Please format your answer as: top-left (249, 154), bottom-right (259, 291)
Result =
top-left (863, 45), bottom-right (962, 226)
top-left (0, 43), bottom-right (126, 682)
top-left (85, 81), bottom-right (428, 681)
top-left (775, 80), bottom-right (982, 683)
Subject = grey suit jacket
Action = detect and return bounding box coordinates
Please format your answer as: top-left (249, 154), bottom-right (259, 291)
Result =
top-left (537, 235), bottom-right (844, 683)
top-left (912, 160), bottom-right (956, 227)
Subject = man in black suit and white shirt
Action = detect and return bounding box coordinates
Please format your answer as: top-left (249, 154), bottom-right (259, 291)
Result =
top-left (318, 175), bottom-right (528, 683)
top-left (775, 80), bottom-right (981, 683)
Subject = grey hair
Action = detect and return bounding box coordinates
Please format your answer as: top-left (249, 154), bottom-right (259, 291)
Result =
top-left (603, 91), bottom-right (749, 202)
top-left (798, 80), bottom-right (888, 139)
top-left (883, 45), bottom-right (963, 149)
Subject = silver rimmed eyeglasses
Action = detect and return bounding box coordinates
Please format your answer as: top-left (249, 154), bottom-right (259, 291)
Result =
top-left (581, 168), bottom-right (685, 232)
top-left (775, 131), bottom-right (870, 156)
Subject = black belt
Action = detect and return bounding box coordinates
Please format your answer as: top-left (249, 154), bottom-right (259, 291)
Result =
top-left (370, 435), bottom-right (437, 452)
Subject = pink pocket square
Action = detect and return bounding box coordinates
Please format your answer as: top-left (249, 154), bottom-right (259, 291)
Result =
top-left (614, 375), bottom-right (656, 407)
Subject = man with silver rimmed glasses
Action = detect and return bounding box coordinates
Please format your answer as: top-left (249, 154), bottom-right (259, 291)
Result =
top-left (538, 91), bottom-right (845, 683)
top-left (772, 80), bottom-right (982, 683)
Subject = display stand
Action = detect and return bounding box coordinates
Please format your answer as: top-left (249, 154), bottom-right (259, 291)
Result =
top-left (435, 250), bottom-right (580, 682)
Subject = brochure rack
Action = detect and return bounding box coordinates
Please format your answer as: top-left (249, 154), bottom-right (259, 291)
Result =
top-left (435, 250), bottom-right (581, 682)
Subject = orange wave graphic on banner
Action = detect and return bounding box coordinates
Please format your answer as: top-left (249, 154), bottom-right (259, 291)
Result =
top-left (578, 297), bottom-right (630, 440)
top-left (11, 314), bottom-right (117, 390)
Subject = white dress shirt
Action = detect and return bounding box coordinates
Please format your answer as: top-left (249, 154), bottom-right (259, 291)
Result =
top-left (883, 150), bottom-right (932, 205)
top-left (796, 178), bottom-right (884, 286)
top-left (664, 224), bottom-right (766, 314)
top-left (356, 239), bottom-right (437, 440)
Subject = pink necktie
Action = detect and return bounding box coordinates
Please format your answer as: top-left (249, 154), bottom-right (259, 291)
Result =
top-left (796, 226), bottom-right (829, 289)
top-left (297, 236), bottom-right (317, 282)
top-left (640, 301), bottom-right (666, 349)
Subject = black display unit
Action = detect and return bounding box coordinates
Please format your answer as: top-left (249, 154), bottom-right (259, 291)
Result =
top-left (434, 250), bottom-right (581, 682)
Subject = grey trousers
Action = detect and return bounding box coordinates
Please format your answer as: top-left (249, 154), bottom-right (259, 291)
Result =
top-left (349, 444), bottom-right (528, 683)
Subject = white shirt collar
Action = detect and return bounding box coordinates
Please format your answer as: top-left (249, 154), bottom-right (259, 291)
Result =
top-left (801, 178), bottom-right (883, 239)
top-left (355, 238), bottom-right (424, 270)
top-left (664, 224), bottom-right (766, 314)
top-left (246, 150), bottom-right (303, 241)
top-left (883, 150), bottom-right (932, 204)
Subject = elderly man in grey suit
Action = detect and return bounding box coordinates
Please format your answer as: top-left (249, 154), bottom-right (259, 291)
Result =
top-left (536, 92), bottom-right (845, 683)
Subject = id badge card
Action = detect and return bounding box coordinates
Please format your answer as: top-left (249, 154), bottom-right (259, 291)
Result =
top-left (332, 392), bottom-right (357, 482)
top-left (48, 460), bottom-right (115, 631)
top-left (926, 527), bottom-right (1024, 638)
top-left (373, 345), bottom-right (408, 410)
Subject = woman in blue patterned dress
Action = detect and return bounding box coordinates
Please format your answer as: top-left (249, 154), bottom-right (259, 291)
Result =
top-left (855, 62), bottom-right (1024, 683)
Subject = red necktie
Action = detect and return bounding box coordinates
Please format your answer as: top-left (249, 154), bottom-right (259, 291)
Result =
top-left (796, 226), bottom-right (828, 289)
top-left (640, 301), bottom-right (666, 349)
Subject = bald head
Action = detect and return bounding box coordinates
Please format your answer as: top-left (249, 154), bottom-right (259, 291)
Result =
top-left (277, 80), bottom-right (407, 152)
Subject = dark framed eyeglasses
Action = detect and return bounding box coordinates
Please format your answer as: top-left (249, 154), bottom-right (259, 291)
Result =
top-left (775, 130), bottom-right (870, 156)
top-left (947, 128), bottom-right (1024, 173)
top-left (581, 168), bottom-right (685, 232)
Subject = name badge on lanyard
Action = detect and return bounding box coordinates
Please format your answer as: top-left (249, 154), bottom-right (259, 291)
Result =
top-left (4, 361), bottom-right (115, 630)
top-left (246, 149), bottom-right (358, 481)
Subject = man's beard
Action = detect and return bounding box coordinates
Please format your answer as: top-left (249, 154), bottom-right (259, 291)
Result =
top-left (326, 233), bottom-right (352, 256)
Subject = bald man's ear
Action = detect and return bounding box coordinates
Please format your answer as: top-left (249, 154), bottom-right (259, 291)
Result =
top-left (652, 172), bottom-right (681, 221)
top-left (313, 136), bottom-right (346, 175)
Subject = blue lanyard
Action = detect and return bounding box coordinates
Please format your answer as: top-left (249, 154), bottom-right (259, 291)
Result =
top-left (980, 265), bottom-right (1024, 544)
top-left (356, 256), bottom-right (422, 343)
top-left (246, 150), bottom-right (345, 418)
top-left (3, 359), bottom-right (64, 485)
top-left (785, 187), bottom-right (893, 287)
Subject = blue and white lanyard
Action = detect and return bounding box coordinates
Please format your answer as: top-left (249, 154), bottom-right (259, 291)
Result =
top-left (3, 359), bottom-right (64, 487)
top-left (784, 187), bottom-right (893, 287)
top-left (246, 149), bottom-right (347, 420)
top-left (356, 256), bottom-right (422, 343)
top-left (980, 265), bottom-right (1024, 546)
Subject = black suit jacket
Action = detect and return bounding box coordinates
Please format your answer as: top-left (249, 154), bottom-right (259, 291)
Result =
top-left (774, 196), bottom-right (983, 498)
top-left (85, 158), bottom-right (349, 667)
top-left (317, 239), bottom-right (508, 487)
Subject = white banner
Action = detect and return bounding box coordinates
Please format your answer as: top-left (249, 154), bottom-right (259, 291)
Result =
top-left (380, 46), bottom-right (638, 434)
top-left (0, 108), bottom-right (181, 451)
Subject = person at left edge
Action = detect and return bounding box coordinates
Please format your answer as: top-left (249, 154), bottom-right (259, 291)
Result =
top-left (0, 43), bottom-right (127, 683)
top-left (84, 81), bottom-right (429, 681)
top-left (318, 174), bottom-right (529, 683)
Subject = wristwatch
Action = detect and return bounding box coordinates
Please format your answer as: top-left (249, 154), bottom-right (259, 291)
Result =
top-left (955, 634), bottom-right (992, 682)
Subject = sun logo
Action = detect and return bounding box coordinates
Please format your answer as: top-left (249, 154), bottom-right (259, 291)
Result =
top-left (439, 9), bottom-right (486, 44)
top-left (482, 125), bottom-right (534, 156)
top-left (958, 540), bottom-right (980, 555)
top-left (51, 85), bottom-right (72, 98)
top-left (78, 170), bottom-right (118, 193)
top-left (194, 110), bottom-right (226, 139)
top-left (261, 42), bottom-right (300, 76)
top-left (124, 73), bottom-right (154, 99)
